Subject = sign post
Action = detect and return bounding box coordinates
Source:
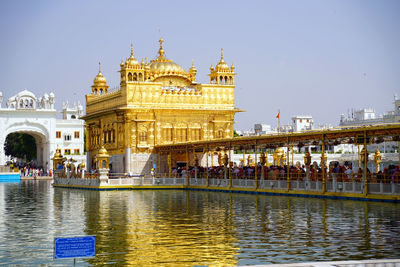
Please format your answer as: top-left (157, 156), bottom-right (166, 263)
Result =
top-left (54, 236), bottom-right (96, 265)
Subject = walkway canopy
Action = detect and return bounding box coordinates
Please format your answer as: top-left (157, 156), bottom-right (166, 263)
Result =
top-left (156, 124), bottom-right (400, 153)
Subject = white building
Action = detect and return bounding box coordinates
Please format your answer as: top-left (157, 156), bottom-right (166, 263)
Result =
top-left (291, 115), bottom-right (313, 132)
top-left (340, 94), bottom-right (400, 126)
top-left (337, 94), bottom-right (400, 154)
top-left (254, 124), bottom-right (273, 135)
top-left (0, 90), bottom-right (85, 171)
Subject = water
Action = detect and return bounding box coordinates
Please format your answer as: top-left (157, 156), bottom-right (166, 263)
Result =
top-left (0, 181), bottom-right (399, 266)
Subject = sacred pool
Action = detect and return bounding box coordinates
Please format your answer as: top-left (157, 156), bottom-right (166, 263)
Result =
top-left (0, 180), bottom-right (399, 266)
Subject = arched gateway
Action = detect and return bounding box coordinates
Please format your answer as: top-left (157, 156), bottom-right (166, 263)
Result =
top-left (0, 90), bottom-right (85, 171)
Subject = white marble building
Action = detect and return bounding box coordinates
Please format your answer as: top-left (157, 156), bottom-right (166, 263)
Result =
top-left (0, 89), bottom-right (85, 171)
top-left (340, 94), bottom-right (400, 126)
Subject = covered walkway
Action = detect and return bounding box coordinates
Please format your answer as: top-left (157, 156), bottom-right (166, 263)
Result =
top-left (155, 124), bottom-right (400, 198)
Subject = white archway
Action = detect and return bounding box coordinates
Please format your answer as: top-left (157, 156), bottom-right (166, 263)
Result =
top-left (0, 121), bottom-right (52, 171)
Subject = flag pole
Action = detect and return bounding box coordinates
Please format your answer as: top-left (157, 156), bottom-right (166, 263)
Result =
top-left (277, 109), bottom-right (280, 134)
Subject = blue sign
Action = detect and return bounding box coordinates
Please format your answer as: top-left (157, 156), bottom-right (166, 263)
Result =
top-left (153, 163), bottom-right (157, 169)
top-left (54, 236), bottom-right (96, 259)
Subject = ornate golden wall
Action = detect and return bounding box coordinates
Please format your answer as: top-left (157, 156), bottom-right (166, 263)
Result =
top-left (83, 40), bottom-right (240, 173)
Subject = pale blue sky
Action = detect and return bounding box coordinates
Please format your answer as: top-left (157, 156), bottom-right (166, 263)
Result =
top-left (0, 0), bottom-right (399, 130)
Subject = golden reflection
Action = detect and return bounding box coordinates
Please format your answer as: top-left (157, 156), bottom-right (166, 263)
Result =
top-left (48, 189), bottom-right (400, 266)
top-left (82, 190), bottom-right (239, 266)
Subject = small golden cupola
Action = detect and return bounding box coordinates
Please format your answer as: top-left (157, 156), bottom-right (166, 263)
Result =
top-left (92, 62), bottom-right (109, 95)
top-left (120, 44), bottom-right (145, 85)
top-left (209, 48), bottom-right (235, 85)
top-left (188, 60), bottom-right (197, 82)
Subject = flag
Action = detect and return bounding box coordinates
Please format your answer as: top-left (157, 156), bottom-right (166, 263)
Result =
top-left (276, 111), bottom-right (280, 119)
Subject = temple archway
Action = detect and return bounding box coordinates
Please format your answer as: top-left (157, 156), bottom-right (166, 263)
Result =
top-left (0, 122), bottom-right (50, 171)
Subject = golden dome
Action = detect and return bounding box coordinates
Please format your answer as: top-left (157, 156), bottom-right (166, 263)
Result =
top-left (215, 48), bottom-right (230, 72)
top-left (53, 149), bottom-right (63, 159)
top-left (149, 38), bottom-right (186, 75)
top-left (94, 62), bottom-right (107, 84)
top-left (149, 61), bottom-right (185, 74)
top-left (189, 60), bottom-right (197, 72)
top-left (97, 146), bottom-right (110, 157)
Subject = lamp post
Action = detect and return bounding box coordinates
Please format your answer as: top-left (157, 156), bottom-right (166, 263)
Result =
top-left (373, 149), bottom-right (382, 173)
top-left (194, 155), bottom-right (199, 180)
top-left (167, 153), bottom-right (172, 178)
top-left (223, 153), bottom-right (229, 181)
top-left (361, 145), bottom-right (369, 195)
top-left (260, 152), bottom-right (266, 181)
top-left (96, 146), bottom-right (110, 185)
top-left (304, 147), bottom-right (311, 190)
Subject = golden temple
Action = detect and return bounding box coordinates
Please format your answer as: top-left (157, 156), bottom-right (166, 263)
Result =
top-left (83, 39), bottom-right (240, 174)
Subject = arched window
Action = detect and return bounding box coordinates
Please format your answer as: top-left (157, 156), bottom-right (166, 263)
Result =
top-left (176, 128), bottom-right (187, 142)
top-left (64, 134), bottom-right (72, 141)
top-left (192, 129), bottom-right (201, 141)
top-left (19, 100), bottom-right (23, 108)
top-left (138, 73), bottom-right (143, 81)
top-left (139, 131), bottom-right (147, 143)
top-left (162, 127), bottom-right (173, 142)
top-left (71, 115), bottom-right (76, 119)
top-left (224, 76), bottom-right (228, 84)
top-left (219, 76), bottom-right (223, 84)
top-left (133, 73), bottom-right (137, 81)
top-left (94, 89), bottom-right (98, 94)
top-left (108, 130), bottom-right (112, 143)
top-left (229, 76), bottom-right (232, 84)
top-left (128, 72), bottom-right (133, 81)
top-left (112, 130), bottom-right (115, 143)
top-left (216, 129), bottom-right (224, 139)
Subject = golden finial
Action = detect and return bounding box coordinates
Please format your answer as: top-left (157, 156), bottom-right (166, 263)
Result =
top-left (158, 38), bottom-right (165, 57)
top-left (221, 48), bottom-right (224, 60)
top-left (159, 38), bottom-right (164, 49)
top-left (192, 59), bottom-right (194, 67)
top-left (130, 44), bottom-right (134, 57)
top-left (98, 62), bottom-right (102, 73)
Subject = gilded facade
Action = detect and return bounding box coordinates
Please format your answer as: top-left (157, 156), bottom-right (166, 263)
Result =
top-left (83, 39), bottom-right (240, 174)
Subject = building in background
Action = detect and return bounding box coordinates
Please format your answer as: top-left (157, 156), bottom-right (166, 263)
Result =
top-left (340, 94), bottom-right (400, 126)
top-left (291, 115), bottom-right (313, 132)
top-left (83, 40), bottom-right (241, 174)
top-left (0, 89), bottom-right (85, 170)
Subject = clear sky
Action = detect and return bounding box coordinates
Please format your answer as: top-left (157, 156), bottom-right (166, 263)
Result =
top-left (0, 0), bottom-right (399, 130)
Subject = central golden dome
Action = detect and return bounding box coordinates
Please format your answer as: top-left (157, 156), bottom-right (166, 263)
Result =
top-left (149, 61), bottom-right (185, 74)
top-left (149, 38), bottom-right (186, 75)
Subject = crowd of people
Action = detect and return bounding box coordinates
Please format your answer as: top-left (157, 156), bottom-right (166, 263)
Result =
top-left (8, 162), bottom-right (52, 178)
top-left (168, 162), bottom-right (400, 183)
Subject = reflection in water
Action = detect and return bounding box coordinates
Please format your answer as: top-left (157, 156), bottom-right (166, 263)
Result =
top-left (83, 190), bottom-right (239, 266)
top-left (0, 181), bottom-right (399, 266)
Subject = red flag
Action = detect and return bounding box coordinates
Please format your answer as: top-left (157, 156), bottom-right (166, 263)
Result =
top-left (276, 111), bottom-right (280, 119)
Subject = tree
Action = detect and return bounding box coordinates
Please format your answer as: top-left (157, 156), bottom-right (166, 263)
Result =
top-left (234, 130), bottom-right (240, 137)
top-left (4, 133), bottom-right (37, 161)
